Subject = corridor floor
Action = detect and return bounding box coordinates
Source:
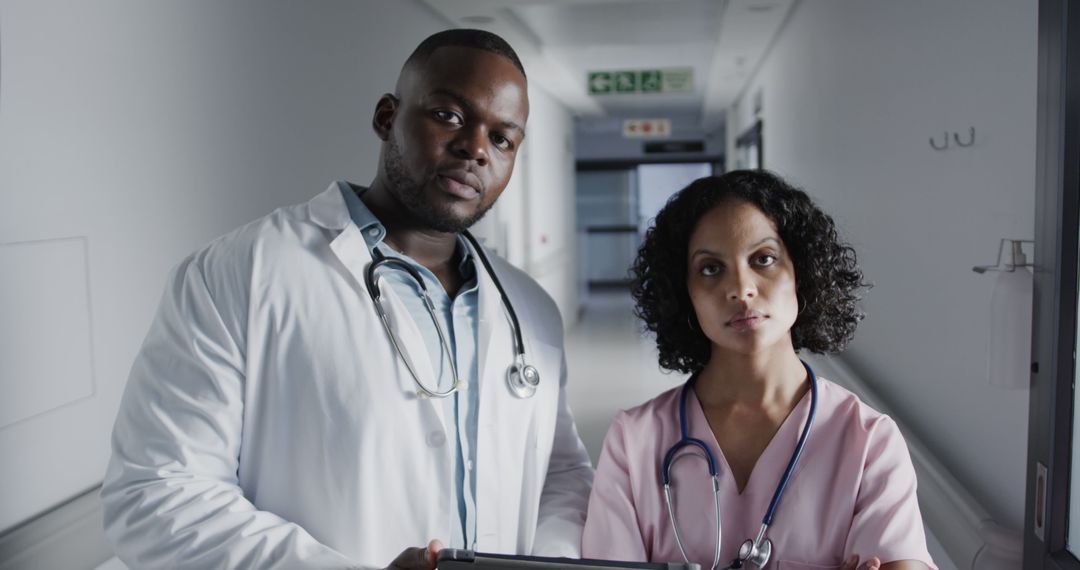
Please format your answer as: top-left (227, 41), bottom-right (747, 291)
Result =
top-left (564, 289), bottom-right (684, 464)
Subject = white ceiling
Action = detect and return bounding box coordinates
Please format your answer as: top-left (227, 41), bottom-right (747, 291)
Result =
top-left (419, 0), bottom-right (796, 132)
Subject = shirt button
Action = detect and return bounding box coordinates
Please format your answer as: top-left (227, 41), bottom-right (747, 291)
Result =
top-left (367, 227), bottom-right (380, 237)
top-left (466, 460), bottom-right (474, 471)
top-left (427, 431), bottom-right (446, 448)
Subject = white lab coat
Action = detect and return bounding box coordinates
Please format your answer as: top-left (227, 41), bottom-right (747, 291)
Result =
top-left (101, 183), bottom-right (594, 569)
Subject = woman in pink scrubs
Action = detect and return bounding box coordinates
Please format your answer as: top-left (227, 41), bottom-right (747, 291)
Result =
top-left (582, 171), bottom-right (935, 570)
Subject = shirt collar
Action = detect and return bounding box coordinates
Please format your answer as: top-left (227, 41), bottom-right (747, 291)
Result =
top-left (339, 181), bottom-right (475, 276)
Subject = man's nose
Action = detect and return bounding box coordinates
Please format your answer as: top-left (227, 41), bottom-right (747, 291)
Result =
top-left (450, 126), bottom-right (489, 166)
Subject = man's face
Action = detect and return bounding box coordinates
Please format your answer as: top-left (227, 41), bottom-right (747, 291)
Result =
top-left (374, 46), bottom-right (529, 233)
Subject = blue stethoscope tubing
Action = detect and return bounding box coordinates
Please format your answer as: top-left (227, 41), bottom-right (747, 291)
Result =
top-left (661, 359), bottom-right (819, 570)
top-left (363, 229), bottom-right (540, 399)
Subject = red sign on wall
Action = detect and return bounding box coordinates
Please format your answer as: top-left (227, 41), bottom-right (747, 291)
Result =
top-left (622, 119), bottom-right (671, 138)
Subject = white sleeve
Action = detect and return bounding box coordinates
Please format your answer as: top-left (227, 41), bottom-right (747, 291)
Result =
top-left (531, 352), bottom-right (595, 556)
top-left (101, 254), bottom-right (363, 569)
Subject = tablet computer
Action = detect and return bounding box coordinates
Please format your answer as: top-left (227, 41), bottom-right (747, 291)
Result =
top-left (436, 549), bottom-right (700, 570)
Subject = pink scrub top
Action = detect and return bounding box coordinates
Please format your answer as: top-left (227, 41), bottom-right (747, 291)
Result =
top-left (582, 378), bottom-right (936, 570)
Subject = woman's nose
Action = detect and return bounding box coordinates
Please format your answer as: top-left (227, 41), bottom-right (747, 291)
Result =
top-left (726, 268), bottom-right (756, 301)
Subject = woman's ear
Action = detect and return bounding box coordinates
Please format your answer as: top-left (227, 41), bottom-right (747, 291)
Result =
top-left (372, 94), bottom-right (399, 141)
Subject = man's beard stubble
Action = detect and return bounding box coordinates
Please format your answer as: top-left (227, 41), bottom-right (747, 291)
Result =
top-left (383, 137), bottom-right (494, 233)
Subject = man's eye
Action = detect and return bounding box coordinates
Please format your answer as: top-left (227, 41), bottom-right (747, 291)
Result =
top-left (433, 110), bottom-right (462, 125)
top-left (492, 134), bottom-right (514, 151)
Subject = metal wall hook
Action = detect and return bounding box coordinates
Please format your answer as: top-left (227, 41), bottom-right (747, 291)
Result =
top-left (954, 127), bottom-right (976, 147)
top-left (973, 238), bottom-right (1035, 273)
top-left (930, 132), bottom-right (949, 151)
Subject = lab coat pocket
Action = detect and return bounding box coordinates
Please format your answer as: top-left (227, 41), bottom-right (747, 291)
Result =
top-left (777, 561), bottom-right (841, 569)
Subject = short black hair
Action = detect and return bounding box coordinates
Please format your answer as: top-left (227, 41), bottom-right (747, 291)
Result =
top-left (405, 29), bottom-right (526, 79)
top-left (631, 170), bottom-right (868, 374)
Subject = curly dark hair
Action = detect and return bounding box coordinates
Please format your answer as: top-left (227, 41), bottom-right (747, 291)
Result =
top-left (631, 170), bottom-right (867, 374)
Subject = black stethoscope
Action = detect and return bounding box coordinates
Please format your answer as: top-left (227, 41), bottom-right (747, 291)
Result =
top-left (362, 229), bottom-right (540, 399)
top-left (661, 359), bottom-right (818, 569)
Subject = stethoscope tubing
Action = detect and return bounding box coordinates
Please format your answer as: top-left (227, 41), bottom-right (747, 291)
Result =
top-left (763, 365), bottom-right (818, 526)
top-left (362, 229), bottom-right (534, 399)
top-left (459, 231), bottom-right (526, 359)
top-left (365, 251), bottom-right (462, 398)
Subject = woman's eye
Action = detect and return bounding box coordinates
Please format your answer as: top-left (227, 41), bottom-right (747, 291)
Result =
top-left (700, 264), bottom-right (721, 276)
top-left (755, 254), bottom-right (777, 266)
top-left (433, 110), bottom-right (462, 125)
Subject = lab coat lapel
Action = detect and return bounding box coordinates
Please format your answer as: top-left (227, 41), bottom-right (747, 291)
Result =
top-left (469, 246), bottom-right (546, 551)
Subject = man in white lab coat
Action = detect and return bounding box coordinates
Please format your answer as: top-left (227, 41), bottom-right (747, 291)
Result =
top-left (101, 29), bottom-right (594, 569)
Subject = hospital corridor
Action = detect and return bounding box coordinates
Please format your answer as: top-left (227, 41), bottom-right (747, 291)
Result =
top-left (1, 0), bottom-right (1078, 569)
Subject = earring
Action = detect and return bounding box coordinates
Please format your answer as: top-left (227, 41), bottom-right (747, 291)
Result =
top-left (687, 314), bottom-right (699, 331)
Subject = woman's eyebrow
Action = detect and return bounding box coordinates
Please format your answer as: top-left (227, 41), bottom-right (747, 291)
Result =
top-left (690, 237), bottom-right (781, 258)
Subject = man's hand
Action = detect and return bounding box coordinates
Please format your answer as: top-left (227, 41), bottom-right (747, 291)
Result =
top-left (841, 554), bottom-right (881, 570)
top-left (384, 539), bottom-right (444, 570)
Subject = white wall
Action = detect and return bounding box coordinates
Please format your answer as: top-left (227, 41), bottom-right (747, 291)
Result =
top-left (726, 0), bottom-right (1036, 530)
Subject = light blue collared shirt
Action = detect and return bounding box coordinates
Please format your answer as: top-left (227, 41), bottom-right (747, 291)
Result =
top-left (341, 183), bottom-right (480, 548)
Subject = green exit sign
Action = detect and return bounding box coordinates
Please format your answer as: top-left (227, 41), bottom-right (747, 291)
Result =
top-left (588, 68), bottom-right (693, 95)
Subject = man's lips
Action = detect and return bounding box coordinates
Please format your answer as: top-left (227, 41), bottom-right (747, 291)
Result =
top-left (437, 170), bottom-right (482, 199)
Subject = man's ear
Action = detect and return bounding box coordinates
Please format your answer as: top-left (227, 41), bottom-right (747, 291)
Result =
top-left (372, 94), bottom-right (399, 141)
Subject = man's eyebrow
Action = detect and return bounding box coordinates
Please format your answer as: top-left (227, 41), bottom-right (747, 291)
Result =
top-left (429, 88), bottom-right (475, 115)
top-left (429, 88), bottom-right (526, 139)
top-left (501, 120), bottom-right (526, 140)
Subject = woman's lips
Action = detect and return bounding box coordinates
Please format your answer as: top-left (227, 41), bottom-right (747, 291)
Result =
top-left (727, 312), bottom-right (766, 332)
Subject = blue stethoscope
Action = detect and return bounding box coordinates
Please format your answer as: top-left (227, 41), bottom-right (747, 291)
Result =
top-left (363, 229), bottom-right (540, 400)
top-left (661, 360), bottom-right (818, 570)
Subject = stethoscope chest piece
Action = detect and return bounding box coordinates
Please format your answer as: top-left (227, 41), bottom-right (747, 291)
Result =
top-left (737, 535), bottom-right (772, 568)
top-left (506, 360), bottom-right (540, 399)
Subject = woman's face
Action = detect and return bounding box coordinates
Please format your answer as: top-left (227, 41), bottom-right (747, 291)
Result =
top-left (686, 200), bottom-right (799, 357)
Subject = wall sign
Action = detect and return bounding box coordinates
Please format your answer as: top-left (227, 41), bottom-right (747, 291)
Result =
top-left (622, 119), bottom-right (671, 138)
top-left (588, 68), bottom-right (693, 95)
